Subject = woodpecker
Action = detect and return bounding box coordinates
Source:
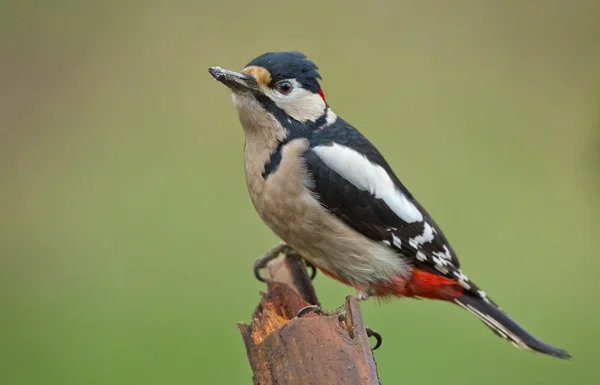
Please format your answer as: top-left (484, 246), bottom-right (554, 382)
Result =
top-left (208, 51), bottom-right (570, 359)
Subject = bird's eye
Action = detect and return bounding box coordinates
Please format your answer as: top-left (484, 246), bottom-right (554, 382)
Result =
top-left (277, 81), bottom-right (293, 95)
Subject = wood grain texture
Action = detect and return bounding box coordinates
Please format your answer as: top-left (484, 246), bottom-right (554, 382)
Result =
top-left (238, 255), bottom-right (381, 385)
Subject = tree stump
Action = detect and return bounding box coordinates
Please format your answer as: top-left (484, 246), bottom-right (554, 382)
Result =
top-left (238, 255), bottom-right (381, 385)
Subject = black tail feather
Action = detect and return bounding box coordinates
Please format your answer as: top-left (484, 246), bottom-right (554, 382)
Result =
top-left (455, 293), bottom-right (571, 359)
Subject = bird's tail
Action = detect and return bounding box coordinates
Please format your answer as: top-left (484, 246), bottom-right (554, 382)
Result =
top-left (454, 292), bottom-right (571, 359)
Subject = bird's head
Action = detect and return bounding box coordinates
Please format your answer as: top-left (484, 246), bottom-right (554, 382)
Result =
top-left (209, 52), bottom-right (331, 128)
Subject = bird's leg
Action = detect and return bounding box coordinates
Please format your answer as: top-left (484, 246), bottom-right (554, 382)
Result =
top-left (281, 245), bottom-right (317, 280)
top-left (253, 242), bottom-right (317, 282)
top-left (296, 290), bottom-right (382, 350)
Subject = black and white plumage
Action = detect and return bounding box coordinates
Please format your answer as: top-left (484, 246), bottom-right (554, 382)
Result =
top-left (276, 117), bottom-right (462, 275)
top-left (208, 51), bottom-right (570, 359)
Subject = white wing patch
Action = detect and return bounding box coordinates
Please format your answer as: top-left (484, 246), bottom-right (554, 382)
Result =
top-left (312, 143), bottom-right (423, 223)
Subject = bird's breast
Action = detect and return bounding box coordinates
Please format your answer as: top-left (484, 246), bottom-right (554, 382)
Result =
top-left (245, 138), bottom-right (318, 241)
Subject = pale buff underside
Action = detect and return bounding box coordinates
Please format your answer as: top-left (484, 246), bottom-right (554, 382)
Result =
top-left (233, 92), bottom-right (409, 291)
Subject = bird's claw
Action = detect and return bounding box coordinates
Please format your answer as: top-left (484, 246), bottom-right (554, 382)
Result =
top-left (254, 243), bottom-right (317, 282)
top-left (365, 327), bottom-right (383, 350)
top-left (253, 259), bottom-right (268, 282)
top-left (304, 259), bottom-right (317, 280)
top-left (297, 304), bottom-right (322, 318)
top-left (296, 305), bottom-right (382, 350)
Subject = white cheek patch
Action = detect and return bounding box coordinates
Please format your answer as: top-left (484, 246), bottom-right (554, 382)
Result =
top-left (264, 79), bottom-right (326, 122)
top-left (313, 143), bottom-right (424, 223)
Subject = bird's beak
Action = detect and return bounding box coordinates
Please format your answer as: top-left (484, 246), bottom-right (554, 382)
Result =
top-left (208, 66), bottom-right (258, 92)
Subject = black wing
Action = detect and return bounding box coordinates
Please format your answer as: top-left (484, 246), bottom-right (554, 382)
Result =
top-left (304, 119), bottom-right (461, 276)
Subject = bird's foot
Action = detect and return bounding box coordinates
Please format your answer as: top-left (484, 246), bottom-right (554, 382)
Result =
top-left (297, 303), bottom-right (347, 318)
top-left (253, 242), bottom-right (317, 282)
top-left (296, 303), bottom-right (382, 350)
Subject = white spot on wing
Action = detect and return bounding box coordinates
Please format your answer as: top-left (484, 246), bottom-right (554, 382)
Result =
top-left (416, 251), bottom-right (427, 261)
top-left (392, 234), bottom-right (402, 248)
top-left (453, 270), bottom-right (471, 290)
top-left (313, 143), bottom-right (423, 223)
top-left (432, 256), bottom-right (448, 266)
top-left (409, 222), bottom-right (434, 248)
top-left (453, 270), bottom-right (469, 282)
top-left (432, 245), bottom-right (452, 260)
top-left (431, 256), bottom-right (450, 274)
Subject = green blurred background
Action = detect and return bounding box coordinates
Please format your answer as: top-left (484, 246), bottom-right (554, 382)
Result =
top-left (1, 1), bottom-right (598, 384)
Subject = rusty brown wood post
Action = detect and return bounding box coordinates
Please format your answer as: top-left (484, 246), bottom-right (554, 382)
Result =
top-left (238, 255), bottom-right (381, 385)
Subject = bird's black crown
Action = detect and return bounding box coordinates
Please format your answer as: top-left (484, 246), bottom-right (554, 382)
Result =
top-left (245, 51), bottom-right (322, 93)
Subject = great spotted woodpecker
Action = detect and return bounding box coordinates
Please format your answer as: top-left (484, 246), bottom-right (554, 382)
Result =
top-left (208, 51), bottom-right (570, 358)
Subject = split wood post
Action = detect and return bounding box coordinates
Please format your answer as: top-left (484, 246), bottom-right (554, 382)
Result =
top-left (238, 255), bottom-right (381, 385)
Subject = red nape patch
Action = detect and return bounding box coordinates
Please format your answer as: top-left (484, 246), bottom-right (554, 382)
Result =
top-left (371, 269), bottom-right (464, 301)
top-left (318, 89), bottom-right (325, 100)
